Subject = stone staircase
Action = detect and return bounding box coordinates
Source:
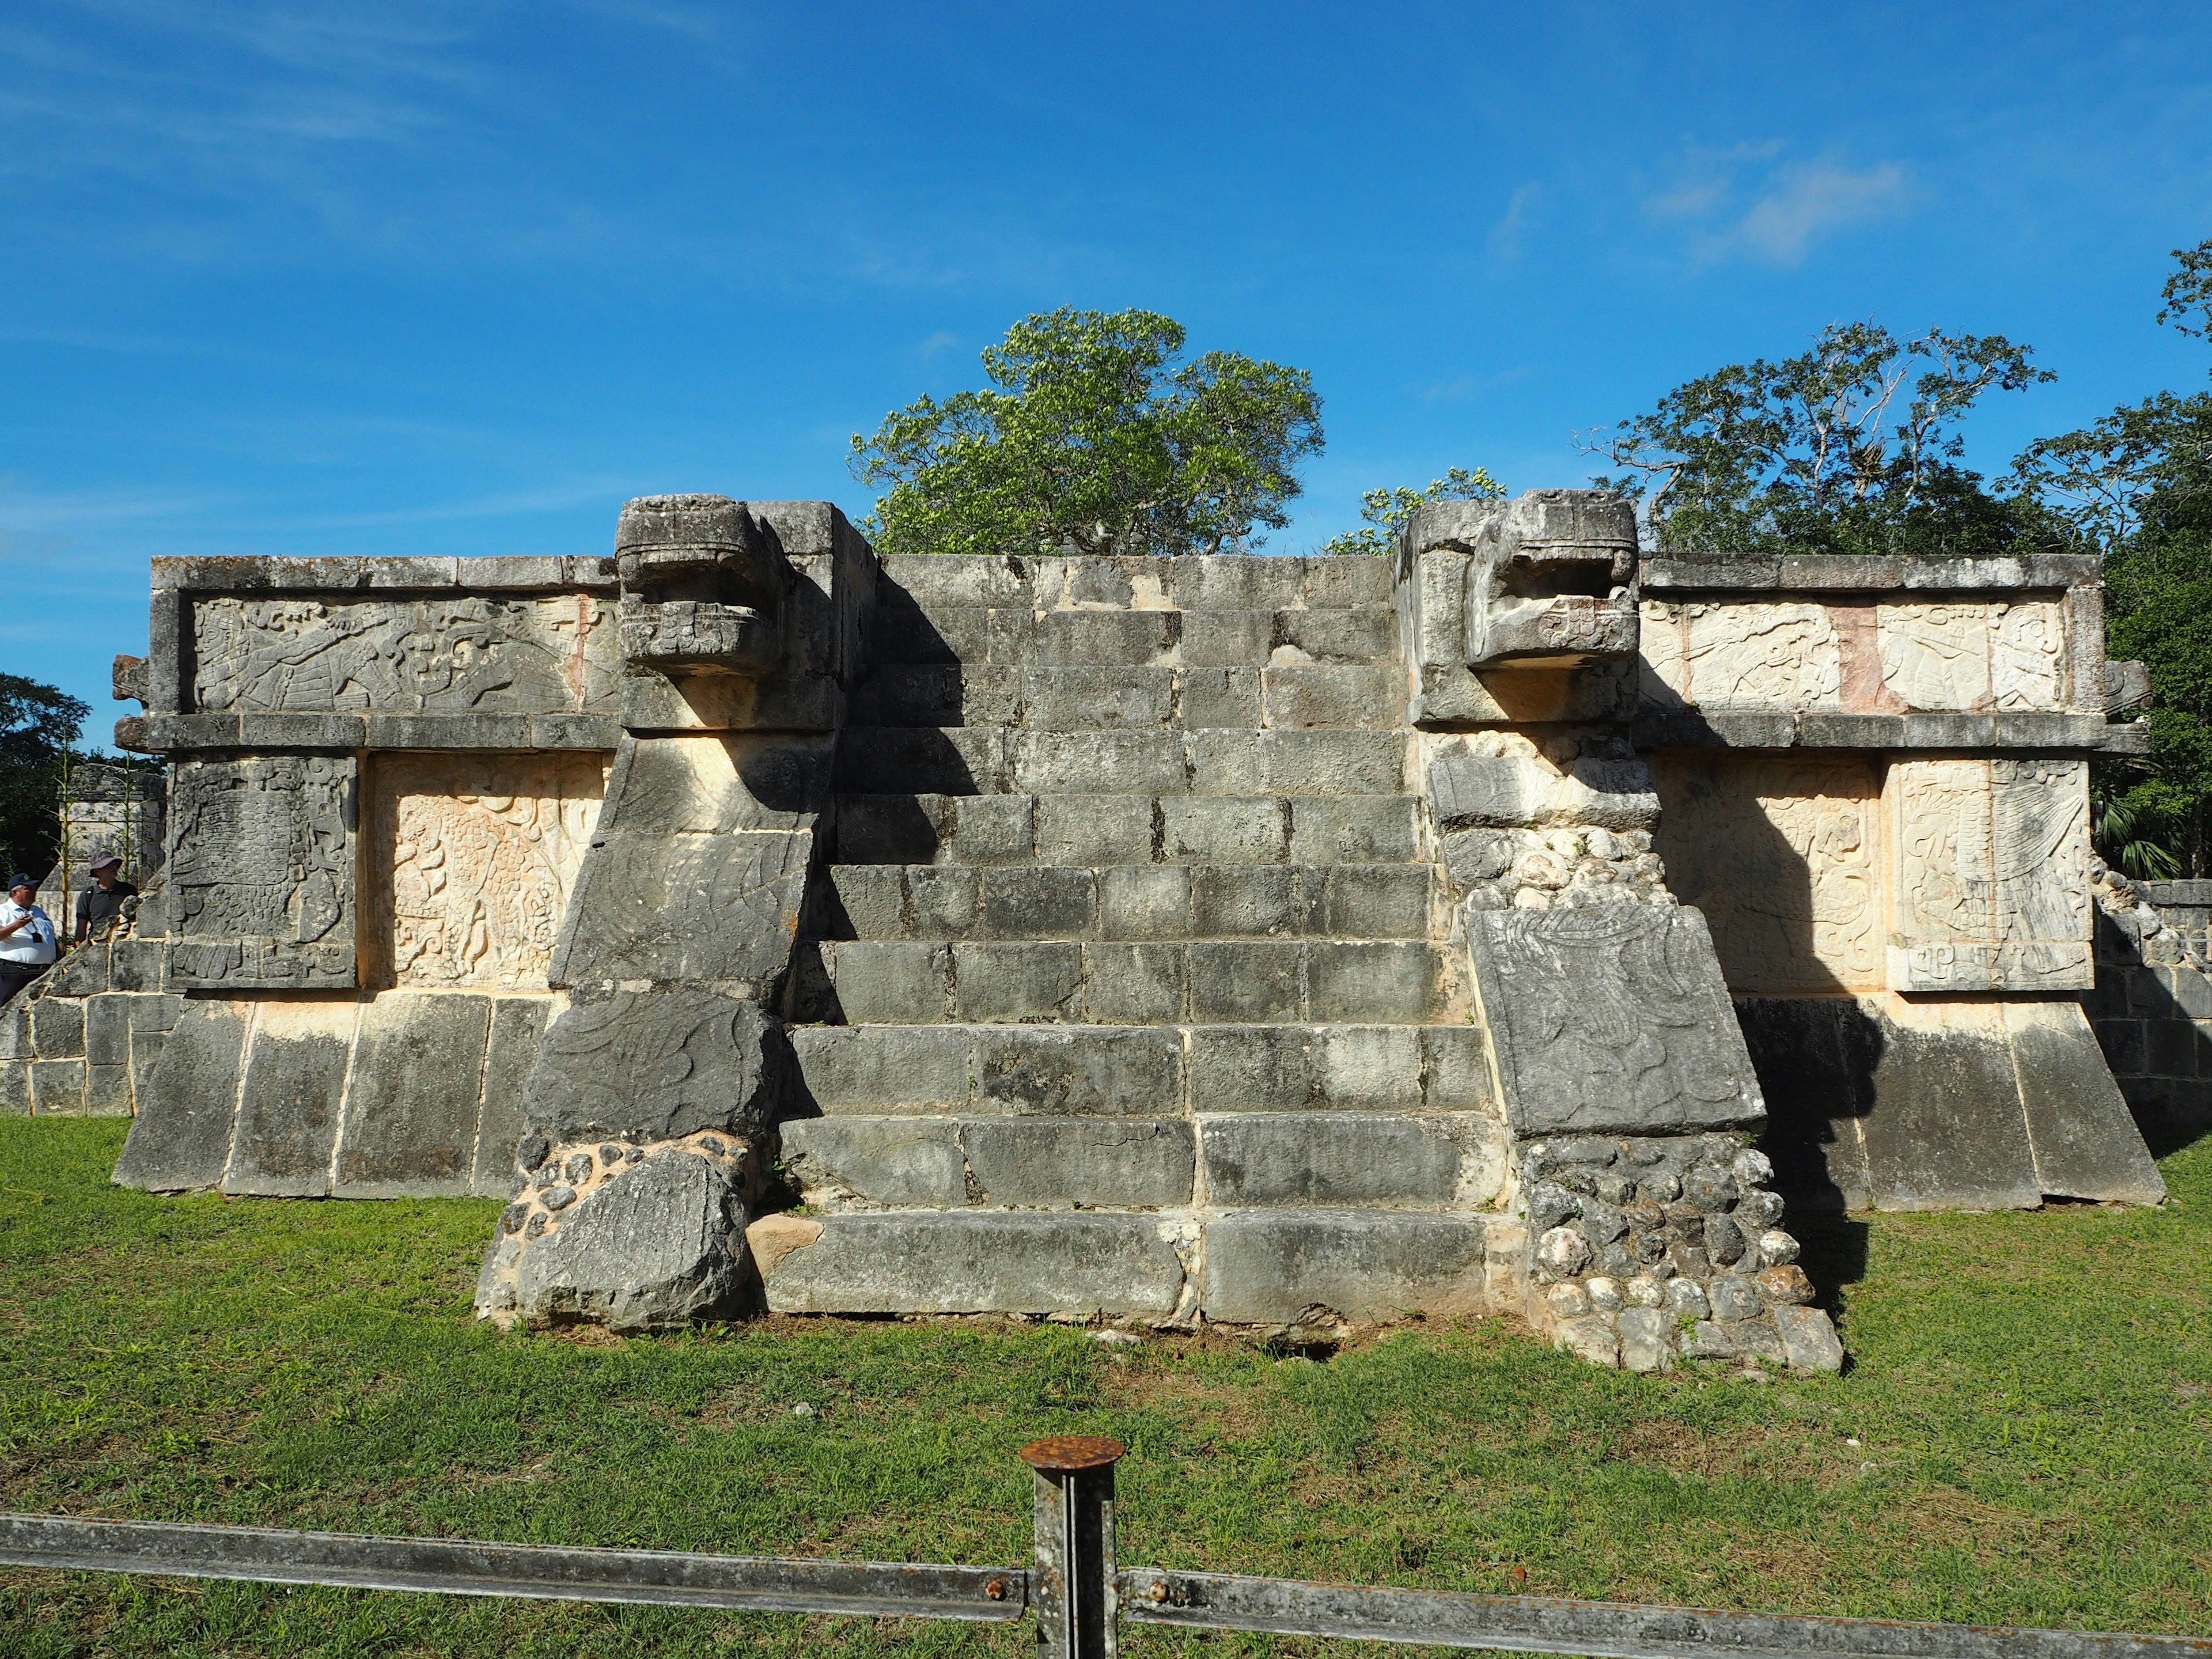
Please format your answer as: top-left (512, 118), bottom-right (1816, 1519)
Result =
top-left (757, 552), bottom-right (1518, 1325)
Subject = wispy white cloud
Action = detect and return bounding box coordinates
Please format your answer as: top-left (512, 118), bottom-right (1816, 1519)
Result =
top-left (1642, 141), bottom-right (1914, 267)
top-left (915, 329), bottom-right (963, 358)
top-left (1487, 182), bottom-right (1540, 261)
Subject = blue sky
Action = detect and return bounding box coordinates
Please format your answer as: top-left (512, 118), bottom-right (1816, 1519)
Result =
top-left (3, 2), bottom-right (2210, 742)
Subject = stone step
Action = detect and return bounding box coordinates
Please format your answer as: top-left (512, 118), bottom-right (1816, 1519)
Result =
top-left (834, 792), bottom-right (1422, 868)
top-left (815, 939), bottom-right (1464, 1026)
top-left (756, 1206), bottom-right (1510, 1324)
top-left (790, 1021), bottom-right (1493, 1116)
top-left (878, 551), bottom-right (1392, 619)
top-left (831, 727), bottom-right (1408, 798)
top-left (824, 862), bottom-right (1435, 942)
top-left (778, 1111), bottom-right (1506, 1213)
top-left (848, 664), bottom-right (1400, 730)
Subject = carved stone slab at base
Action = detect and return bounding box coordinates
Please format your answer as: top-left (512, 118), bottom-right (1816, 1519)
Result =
top-left (1466, 904), bottom-right (1764, 1136)
top-left (166, 756), bottom-right (357, 990)
top-left (366, 751), bottom-right (606, 992)
top-left (1888, 757), bottom-right (2092, 992)
top-left (112, 1001), bottom-right (249, 1191)
top-left (520, 987), bottom-right (786, 1146)
top-left (506, 1151), bottom-right (755, 1331)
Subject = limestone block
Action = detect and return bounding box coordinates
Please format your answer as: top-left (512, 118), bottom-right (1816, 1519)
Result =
top-left (520, 987), bottom-right (787, 1146)
top-left (1734, 997), bottom-right (1877, 1211)
top-left (553, 827), bottom-right (812, 987)
top-left (1467, 904), bottom-right (1764, 1137)
top-left (964, 1118), bottom-right (1195, 1207)
top-left (1162, 796), bottom-right (1287, 864)
top-left (1427, 749), bottom-right (1658, 832)
top-left (471, 998), bottom-right (547, 1195)
top-left (166, 756), bottom-right (357, 991)
top-left (30, 996), bottom-right (85, 1059)
top-left (597, 732), bottom-right (834, 836)
top-left (1853, 998), bottom-right (2041, 1211)
top-left (223, 999), bottom-right (358, 1196)
top-left (975, 1025), bottom-right (1183, 1115)
top-left (0, 1059), bottom-right (26, 1115)
top-left (760, 1211), bottom-right (1187, 1316)
top-left (29, 1059), bottom-right (85, 1113)
top-left (1876, 603), bottom-right (1993, 710)
top-left (1399, 491), bottom-right (1637, 668)
top-left (1082, 942), bottom-right (1188, 1022)
top-left (1190, 730), bottom-right (1406, 796)
top-left (508, 1150), bottom-right (755, 1331)
top-left (1287, 796), bottom-right (1421, 864)
top-left (780, 1116), bottom-right (967, 1207)
top-left (365, 751), bottom-right (606, 993)
top-left (790, 1024), bottom-right (976, 1112)
top-left (1199, 1210), bottom-right (1498, 1323)
top-left (1197, 1112), bottom-right (1504, 1207)
top-left (191, 592), bottom-right (619, 715)
top-left (1654, 753), bottom-right (1884, 993)
top-left (1887, 758), bottom-right (2092, 992)
top-left (2002, 999), bottom-right (2166, 1204)
top-left (334, 994), bottom-right (494, 1197)
top-left (1036, 794), bottom-right (1153, 865)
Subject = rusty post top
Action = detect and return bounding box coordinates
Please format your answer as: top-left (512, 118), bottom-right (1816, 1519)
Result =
top-left (1018, 1435), bottom-right (1126, 1473)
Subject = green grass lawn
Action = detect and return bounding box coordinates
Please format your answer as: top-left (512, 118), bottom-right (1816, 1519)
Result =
top-left (2, 1118), bottom-right (2209, 1658)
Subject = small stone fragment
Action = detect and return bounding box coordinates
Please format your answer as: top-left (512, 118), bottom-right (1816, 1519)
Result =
top-left (1585, 1275), bottom-right (1624, 1312)
top-left (1092, 1329), bottom-right (1142, 1347)
top-left (1545, 1281), bottom-right (1592, 1319)
top-left (1757, 1229), bottom-right (1800, 1266)
top-left (1684, 1165), bottom-right (1738, 1211)
top-left (1669, 1244), bottom-right (1711, 1279)
top-left (1737, 1188), bottom-right (1786, 1229)
top-left (499, 1203), bottom-right (529, 1234)
top-left (1680, 1319), bottom-right (1734, 1359)
top-left (1667, 1278), bottom-right (1710, 1319)
top-left (525, 1212), bottom-right (550, 1238)
top-left (1577, 1198), bottom-right (1628, 1245)
top-left (543, 1185), bottom-right (577, 1211)
top-left (532, 1165), bottom-right (561, 1191)
top-left (1755, 1264), bottom-right (1813, 1306)
top-left (1624, 1276), bottom-right (1664, 1308)
top-left (1709, 1274), bottom-right (1763, 1321)
top-left (1732, 1148), bottom-right (1775, 1187)
top-left (1554, 1315), bottom-right (1620, 1368)
top-left (1595, 1174), bottom-right (1637, 1205)
top-left (517, 1134), bottom-right (550, 1173)
top-left (563, 1152), bottom-right (594, 1184)
top-left (1772, 1306), bottom-right (1844, 1373)
top-left (1537, 1226), bottom-right (1592, 1275)
top-left (600, 1143), bottom-right (623, 1166)
top-left (1616, 1307), bottom-right (1676, 1373)
top-left (1526, 1181), bottom-right (1577, 1232)
top-left (1723, 1317), bottom-right (1788, 1363)
top-left (1705, 1213), bottom-right (1744, 1265)
top-left (700, 1135), bottom-right (726, 1156)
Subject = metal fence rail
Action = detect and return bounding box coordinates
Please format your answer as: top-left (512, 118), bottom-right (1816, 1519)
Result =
top-left (5, 1438), bottom-right (2209, 1659)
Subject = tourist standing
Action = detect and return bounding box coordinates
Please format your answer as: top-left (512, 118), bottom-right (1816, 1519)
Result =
top-left (0, 874), bottom-right (59, 1006)
top-left (75, 853), bottom-right (138, 942)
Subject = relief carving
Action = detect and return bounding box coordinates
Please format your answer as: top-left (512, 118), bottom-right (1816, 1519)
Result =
top-left (1888, 757), bottom-right (2091, 991)
top-left (1465, 904), bottom-right (1765, 1136)
top-left (1991, 601), bottom-right (2066, 711)
top-left (368, 752), bottom-right (608, 991)
top-left (1653, 755), bottom-right (1883, 993)
top-left (1682, 603), bottom-right (1841, 709)
top-left (167, 755), bottom-right (355, 988)
top-left (1877, 604), bottom-right (1993, 710)
top-left (192, 594), bottom-right (619, 714)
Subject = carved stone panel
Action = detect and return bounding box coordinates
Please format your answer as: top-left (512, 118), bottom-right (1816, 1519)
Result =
top-left (192, 594), bottom-right (620, 714)
top-left (1683, 603), bottom-right (1842, 709)
top-left (1465, 903), bottom-right (1765, 1136)
top-left (365, 752), bottom-right (609, 992)
top-left (166, 756), bottom-right (357, 988)
top-left (1653, 754), bottom-right (1884, 993)
top-left (1877, 603), bottom-right (1993, 710)
top-left (1990, 601), bottom-right (2066, 710)
top-left (1887, 757), bottom-right (2092, 991)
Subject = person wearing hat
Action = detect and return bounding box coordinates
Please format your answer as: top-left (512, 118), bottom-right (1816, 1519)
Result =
top-left (0, 873), bottom-right (59, 1006)
top-left (76, 853), bottom-right (139, 943)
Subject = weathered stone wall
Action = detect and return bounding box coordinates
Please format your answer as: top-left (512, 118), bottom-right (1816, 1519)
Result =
top-left (2085, 875), bottom-right (2212, 1147)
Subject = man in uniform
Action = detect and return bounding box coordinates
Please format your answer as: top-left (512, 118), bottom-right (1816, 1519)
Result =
top-left (0, 873), bottom-right (59, 1006)
top-left (75, 853), bottom-right (138, 942)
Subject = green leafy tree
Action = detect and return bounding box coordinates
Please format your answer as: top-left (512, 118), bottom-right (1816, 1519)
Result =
top-left (2010, 240), bottom-right (2212, 875)
top-left (1318, 465), bottom-right (1506, 556)
top-left (1581, 321), bottom-right (2055, 556)
top-left (0, 674), bottom-right (89, 884)
top-left (850, 308), bottom-right (1324, 558)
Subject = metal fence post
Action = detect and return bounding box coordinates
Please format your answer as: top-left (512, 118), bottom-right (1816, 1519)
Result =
top-left (1020, 1435), bottom-right (1123, 1659)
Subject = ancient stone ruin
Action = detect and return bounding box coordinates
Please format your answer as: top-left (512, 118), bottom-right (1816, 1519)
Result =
top-left (0, 489), bottom-right (2177, 1373)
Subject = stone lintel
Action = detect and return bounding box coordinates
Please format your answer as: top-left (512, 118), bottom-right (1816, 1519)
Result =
top-left (1639, 552), bottom-right (2103, 593)
top-left (1631, 710), bottom-right (2148, 753)
top-left (149, 555), bottom-right (619, 592)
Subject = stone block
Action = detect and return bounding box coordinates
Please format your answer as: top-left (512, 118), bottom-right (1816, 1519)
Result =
top-left (1302, 555), bottom-right (1394, 608)
top-left (551, 826), bottom-right (812, 989)
top-left (1262, 666), bottom-right (1400, 730)
top-left (822, 941), bottom-right (951, 1022)
top-left (1734, 997), bottom-right (1875, 1211)
top-left (1318, 1025), bottom-right (1426, 1109)
top-left (938, 794), bottom-right (1034, 864)
top-left (1191, 866), bottom-right (1305, 937)
top-left (1468, 906), bottom-right (1764, 1137)
top-left (1199, 1210), bottom-right (1497, 1323)
top-left (2003, 1000), bottom-right (2166, 1204)
top-left (1179, 667), bottom-right (1265, 730)
top-left (523, 987), bottom-right (787, 1144)
top-left (829, 865), bottom-right (908, 938)
top-left (1429, 751), bottom-right (1658, 832)
top-left (2096, 1016), bottom-right (2149, 1074)
top-left (1323, 865), bottom-right (1433, 938)
top-left (84, 1062), bottom-right (132, 1117)
top-left (1012, 731), bottom-right (1188, 797)
top-left (1191, 730), bottom-right (1404, 796)
top-left (31, 997), bottom-right (85, 1059)
top-left (510, 1150), bottom-right (753, 1331)
top-left (115, 999), bottom-right (245, 1188)
top-left (850, 663), bottom-right (973, 726)
top-left (472, 998), bottom-right (547, 1195)
top-left (83, 995), bottom-right (130, 1067)
top-left (834, 793), bottom-right (951, 865)
top-left (29, 1058), bottom-right (85, 1113)
top-left (223, 999), bottom-right (357, 1196)
top-left (1099, 866), bottom-right (1192, 940)
top-left (1189, 941), bottom-right (1304, 1022)
top-left (1035, 795), bottom-right (1153, 865)
top-left (0, 1059), bottom-right (26, 1115)
top-left (2146, 1018), bottom-right (2202, 1077)
top-left (1306, 941), bottom-right (1441, 1022)
top-left (1187, 1024), bottom-right (1318, 1111)
top-left (1199, 1113), bottom-right (1497, 1207)
top-left (2171, 965), bottom-right (2212, 1020)
top-left (1022, 666), bottom-right (1176, 729)
top-left (1081, 943), bottom-right (1187, 1023)
top-left (1854, 1002), bottom-right (2040, 1211)
top-left (1028, 609), bottom-right (1179, 668)
top-left (953, 942), bottom-right (1084, 1021)
top-left (1771, 1305), bottom-right (1844, 1373)
top-left (1287, 796), bottom-right (1421, 864)
top-left (1616, 1306), bottom-right (1676, 1373)
top-left (834, 726), bottom-right (1002, 794)
top-left (108, 940), bottom-right (165, 993)
top-left (1162, 554), bottom-right (1314, 612)
top-left (1180, 611), bottom-right (1274, 668)
top-left (964, 1118), bottom-right (1196, 1207)
top-left (781, 1117), bottom-right (967, 1206)
top-left (979, 866), bottom-right (1097, 939)
top-left (1275, 607), bottom-right (1397, 665)
top-left (976, 1025), bottom-right (1183, 1115)
top-left (879, 554), bottom-right (1031, 609)
top-left (1161, 796), bottom-right (1287, 864)
top-left (791, 1024), bottom-right (975, 1112)
top-left (1422, 1025), bottom-right (1494, 1112)
top-left (335, 994), bottom-right (493, 1197)
top-left (761, 1211), bottom-right (1187, 1316)
top-left (906, 865), bottom-right (979, 937)
top-left (0, 1001), bottom-right (28, 1060)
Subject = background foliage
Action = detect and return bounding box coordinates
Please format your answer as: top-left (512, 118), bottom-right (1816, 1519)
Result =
top-left (0, 673), bottom-right (89, 885)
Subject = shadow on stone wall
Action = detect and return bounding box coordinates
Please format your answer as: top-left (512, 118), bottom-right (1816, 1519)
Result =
top-left (2086, 900), bottom-right (2212, 1158)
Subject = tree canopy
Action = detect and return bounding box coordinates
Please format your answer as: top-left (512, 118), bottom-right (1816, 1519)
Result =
top-left (850, 308), bottom-right (1324, 558)
top-left (1582, 322), bottom-right (2053, 556)
top-left (0, 673), bottom-right (89, 885)
top-left (1319, 465), bottom-right (1506, 556)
